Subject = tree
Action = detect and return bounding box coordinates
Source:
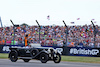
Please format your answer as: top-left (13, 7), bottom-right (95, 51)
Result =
top-left (20, 23), bottom-right (29, 26)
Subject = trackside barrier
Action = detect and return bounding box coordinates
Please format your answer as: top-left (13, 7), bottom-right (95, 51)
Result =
top-left (0, 45), bottom-right (63, 54)
top-left (62, 47), bottom-right (100, 57)
top-left (0, 45), bottom-right (24, 53)
top-left (0, 45), bottom-right (100, 57)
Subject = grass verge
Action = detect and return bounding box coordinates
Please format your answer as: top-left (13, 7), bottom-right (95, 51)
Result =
top-left (0, 53), bottom-right (8, 59)
top-left (0, 53), bottom-right (100, 63)
top-left (62, 56), bottom-right (100, 63)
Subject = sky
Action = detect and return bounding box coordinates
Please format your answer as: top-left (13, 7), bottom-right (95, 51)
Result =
top-left (0, 0), bottom-right (100, 26)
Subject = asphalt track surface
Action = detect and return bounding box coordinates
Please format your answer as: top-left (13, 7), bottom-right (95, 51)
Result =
top-left (0, 59), bottom-right (100, 67)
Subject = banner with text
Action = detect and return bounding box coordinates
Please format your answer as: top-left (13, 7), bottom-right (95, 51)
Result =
top-left (63, 47), bottom-right (100, 57)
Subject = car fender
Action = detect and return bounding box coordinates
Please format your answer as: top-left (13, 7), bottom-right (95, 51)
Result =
top-left (8, 50), bottom-right (18, 58)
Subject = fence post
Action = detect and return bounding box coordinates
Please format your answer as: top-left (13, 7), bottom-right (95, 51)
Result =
top-left (63, 20), bottom-right (68, 46)
top-left (10, 20), bottom-right (19, 45)
top-left (91, 21), bottom-right (96, 47)
top-left (36, 20), bottom-right (41, 43)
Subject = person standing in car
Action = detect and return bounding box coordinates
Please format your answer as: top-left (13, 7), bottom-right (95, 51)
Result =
top-left (25, 34), bottom-right (28, 47)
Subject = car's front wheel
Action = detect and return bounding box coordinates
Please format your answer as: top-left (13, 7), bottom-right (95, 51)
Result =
top-left (9, 51), bottom-right (18, 62)
top-left (40, 53), bottom-right (48, 63)
top-left (23, 59), bottom-right (30, 62)
top-left (53, 54), bottom-right (61, 63)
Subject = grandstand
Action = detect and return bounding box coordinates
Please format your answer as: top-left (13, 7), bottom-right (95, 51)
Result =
top-left (0, 20), bottom-right (100, 48)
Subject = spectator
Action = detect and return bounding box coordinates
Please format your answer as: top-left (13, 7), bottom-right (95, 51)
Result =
top-left (0, 23), bottom-right (100, 47)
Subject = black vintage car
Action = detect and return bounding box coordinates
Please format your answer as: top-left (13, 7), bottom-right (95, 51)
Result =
top-left (8, 43), bottom-right (61, 63)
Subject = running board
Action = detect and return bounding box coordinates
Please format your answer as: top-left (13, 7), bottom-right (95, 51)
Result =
top-left (18, 57), bottom-right (32, 59)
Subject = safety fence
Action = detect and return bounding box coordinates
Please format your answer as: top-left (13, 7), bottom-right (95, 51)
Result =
top-left (0, 45), bottom-right (100, 57)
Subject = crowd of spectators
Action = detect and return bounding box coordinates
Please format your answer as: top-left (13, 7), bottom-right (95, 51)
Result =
top-left (0, 24), bottom-right (100, 48)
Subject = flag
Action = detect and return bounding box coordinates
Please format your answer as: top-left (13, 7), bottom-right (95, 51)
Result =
top-left (47, 15), bottom-right (50, 20)
top-left (92, 19), bottom-right (95, 20)
top-left (77, 18), bottom-right (80, 20)
top-left (70, 22), bottom-right (74, 24)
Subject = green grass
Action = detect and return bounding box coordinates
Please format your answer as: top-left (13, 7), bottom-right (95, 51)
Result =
top-left (0, 53), bottom-right (100, 63)
top-left (0, 53), bottom-right (8, 59)
top-left (62, 56), bottom-right (100, 63)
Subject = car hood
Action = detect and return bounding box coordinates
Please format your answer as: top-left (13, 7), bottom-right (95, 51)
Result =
top-left (35, 47), bottom-right (51, 49)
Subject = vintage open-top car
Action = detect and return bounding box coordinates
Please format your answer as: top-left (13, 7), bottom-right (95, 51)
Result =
top-left (8, 43), bottom-right (61, 63)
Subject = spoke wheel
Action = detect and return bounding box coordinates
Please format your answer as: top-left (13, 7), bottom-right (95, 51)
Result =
top-left (40, 53), bottom-right (48, 63)
top-left (9, 51), bottom-right (18, 62)
top-left (31, 49), bottom-right (39, 57)
top-left (53, 54), bottom-right (61, 63)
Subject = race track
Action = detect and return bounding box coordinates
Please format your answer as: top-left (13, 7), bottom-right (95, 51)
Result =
top-left (0, 59), bottom-right (100, 67)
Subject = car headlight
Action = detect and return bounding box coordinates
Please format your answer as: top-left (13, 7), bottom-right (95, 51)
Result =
top-left (48, 47), bottom-right (58, 54)
top-left (48, 47), bottom-right (54, 53)
top-left (48, 48), bottom-right (51, 53)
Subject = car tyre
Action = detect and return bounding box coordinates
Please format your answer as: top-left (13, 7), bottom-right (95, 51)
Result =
top-left (9, 51), bottom-right (18, 62)
top-left (31, 49), bottom-right (39, 57)
top-left (40, 53), bottom-right (48, 63)
top-left (53, 54), bottom-right (61, 63)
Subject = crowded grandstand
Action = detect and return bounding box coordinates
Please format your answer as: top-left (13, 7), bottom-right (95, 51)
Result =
top-left (0, 23), bottom-right (100, 48)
